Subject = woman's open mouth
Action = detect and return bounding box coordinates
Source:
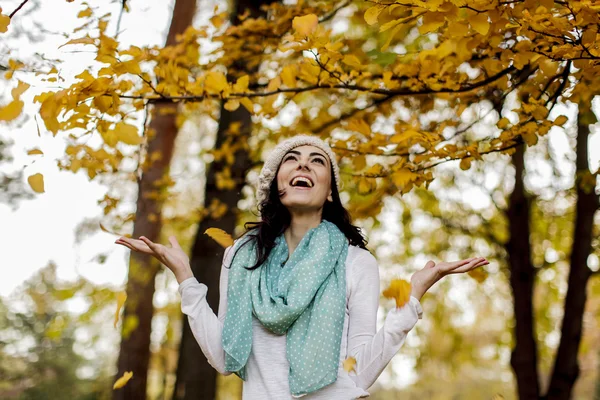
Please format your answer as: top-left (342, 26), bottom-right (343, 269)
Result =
top-left (289, 175), bottom-right (314, 189)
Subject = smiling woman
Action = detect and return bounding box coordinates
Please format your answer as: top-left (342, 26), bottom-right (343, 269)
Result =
top-left (115, 134), bottom-right (489, 400)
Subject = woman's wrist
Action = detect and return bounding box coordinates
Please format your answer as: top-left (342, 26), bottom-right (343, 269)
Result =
top-left (174, 266), bottom-right (194, 284)
top-left (410, 286), bottom-right (424, 302)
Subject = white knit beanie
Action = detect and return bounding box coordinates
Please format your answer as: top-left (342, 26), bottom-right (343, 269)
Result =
top-left (256, 135), bottom-right (341, 205)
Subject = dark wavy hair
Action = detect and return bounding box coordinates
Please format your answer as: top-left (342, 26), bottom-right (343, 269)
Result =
top-left (228, 164), bottom-right (368, 270)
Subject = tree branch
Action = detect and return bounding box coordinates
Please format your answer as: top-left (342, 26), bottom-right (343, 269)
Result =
top-left (9, 0), bottom-right (30, 18)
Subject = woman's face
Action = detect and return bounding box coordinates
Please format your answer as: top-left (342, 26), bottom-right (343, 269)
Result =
top-left (276, 145), bottom-right (333, 211)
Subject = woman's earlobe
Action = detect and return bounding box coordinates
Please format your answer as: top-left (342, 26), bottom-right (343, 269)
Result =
top-left (327, 194), bottom-right (333, 202)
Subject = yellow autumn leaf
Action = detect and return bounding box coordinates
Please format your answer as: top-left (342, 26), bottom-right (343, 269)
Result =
top-left (114, 291), bottom-right (127, 328)
top-left (419, 12), bottom-right (445, 35)
top-left (364, 5), bottom-right (385, 25)
top-left (342, 54), bottom-right (362, 69)
top-left (27, 173), bottom-right (45, 193)
top-left (232, 75), bottom-right (249, 92)
top-left (113, 371), bottom-right (133, 389)
top-left (204, 71), bottom-right (229, 93)
top-left (467, 268), bottom-right (488, 283)
top-left (459, 157), bottom-right (472, 170)
top-left (59, 36), bottom-right (96, 48)
top-left (391, 168), bottom-right (419, 188)
top-left (27, 149), bottom-right (44, 155)
top-left (292, 14), bottom-right (318, 36)
top-left (114, 122), bottom-right (142, 145)
top-left (224, 99), bottom-right (240, 111)
top-left (469, 13), bottom-right (489, 35)
top-left (343, 357), bottom-right (356, 373)
top-left (497, 118), bottom-right (510, 129)
top-left (382, 278), bottom-right (411, 308)
top-left (204, 228), bottom-right (234, 248)
top-left (281, 65), bottom-right (297, 88)
top-left (0, 10), bottom-right (10, 33)
top-left (553, 115), bottom-right (568, 126)
top-left (11, 81), bottom-right (30, 100)
top-left (77, 8), bottom-right (92, 18)
top-left (0, 100), bottom-right (24, 121)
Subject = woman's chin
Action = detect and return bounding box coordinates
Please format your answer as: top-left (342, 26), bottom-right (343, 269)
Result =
top-left (281, 196), bottom-right (326, 211)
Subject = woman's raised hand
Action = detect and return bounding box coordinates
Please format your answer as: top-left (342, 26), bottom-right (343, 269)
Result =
top-left (114, 235), bottom-right (193, 284)
top-left (409, 257), bottom-right (489, 301)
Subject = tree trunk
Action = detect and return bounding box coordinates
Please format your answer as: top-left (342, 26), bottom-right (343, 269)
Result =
top-left (507, 137), bottom-right (541, 399)
top-left (545, 104), bottom-right (600, 399)
top-left (113, 1), bottom-right (197, 399)
top-left (172, 1), bottom-right (273, 398)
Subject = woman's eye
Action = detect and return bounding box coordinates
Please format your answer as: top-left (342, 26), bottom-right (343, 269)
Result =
top-left (284, 155), bottom-right (296, 162)
top-left (313, 158), bottom-right (325, 165)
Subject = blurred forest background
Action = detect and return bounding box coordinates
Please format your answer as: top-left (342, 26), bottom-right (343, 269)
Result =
top-left (0, 0), bottom-right (599, 399)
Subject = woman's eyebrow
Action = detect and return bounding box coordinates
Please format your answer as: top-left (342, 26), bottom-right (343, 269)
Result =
top-left (285, 150), bottom-right (328, 162)
top-left (309, 152), bottom-right (328, 162)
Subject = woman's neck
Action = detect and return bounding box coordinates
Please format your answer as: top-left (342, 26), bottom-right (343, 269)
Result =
top-left (284, 211), bottom-right (322, 257)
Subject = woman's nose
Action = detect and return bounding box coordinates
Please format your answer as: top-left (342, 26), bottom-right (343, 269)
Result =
top-left (296, 161), bottom-right (310, 170)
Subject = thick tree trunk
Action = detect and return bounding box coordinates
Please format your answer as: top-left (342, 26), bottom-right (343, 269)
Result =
top-left (545, 105), bottom-right (599, 400)
top-left (507, 138), bottom-right (541, 399)
top-left (172, 1), bottom-right (273, 399)
top-left (113, 1), bottom-right (197, 399)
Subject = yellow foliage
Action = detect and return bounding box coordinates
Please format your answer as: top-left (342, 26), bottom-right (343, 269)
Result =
top-left (0, 100), bottom-right (23, 121)
top-left (383, 279), bottom-right (411, 308)
top-left (0, 9), bottom-right (10, 33)
top-left (292, 14), bottom-right (318, 36)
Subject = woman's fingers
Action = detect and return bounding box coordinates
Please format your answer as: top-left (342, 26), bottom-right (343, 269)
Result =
top-left (449, 258), bottom-right (489, 274)
top-left (439, 257), bottom-right (488, 274)
top-left (139, 236), bottom-right (163, 256)
top-left (115, 237), bottom-right (153, 254)
top-left (168, 235), bottom-right (182, 250)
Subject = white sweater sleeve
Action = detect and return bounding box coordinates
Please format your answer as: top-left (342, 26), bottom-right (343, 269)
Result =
top-left (178, 245), bottom-right (235, 375)
top-left (346, 250), bottom-right (423, 390)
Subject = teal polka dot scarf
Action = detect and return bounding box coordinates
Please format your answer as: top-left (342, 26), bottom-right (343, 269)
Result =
top-left (222, 220), bottom-right (349, 396)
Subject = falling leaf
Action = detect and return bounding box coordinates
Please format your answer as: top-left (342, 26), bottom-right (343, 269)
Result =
top-left (468, 268), bottom-right (488, 283)
top-left (204, 228), bottom-right (234, 248)
top-left (114, 291), bottom-right (127, 328)
top-left (27, 149), bottom-right (44, 155)
top-left (292, 14), bottom-right (318, 36)
top-left (383, 279), bottom-right (411, 308)
top-left (27, 173), bottom-right (45, 193)
top-left (113, 371), bottom-right (133, 389)
top-left (343, 357), bottom-right (356, 373)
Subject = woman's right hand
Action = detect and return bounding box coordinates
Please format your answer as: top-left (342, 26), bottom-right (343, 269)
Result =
top-left (115, 235), bottom-right (193, 284)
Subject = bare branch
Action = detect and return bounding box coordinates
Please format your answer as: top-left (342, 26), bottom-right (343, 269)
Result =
top-left (9, 0), bottom-right (30, 18)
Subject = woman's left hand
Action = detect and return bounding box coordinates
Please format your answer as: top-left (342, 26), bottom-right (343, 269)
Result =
top-left (409, 257), bottom-right (489, 301)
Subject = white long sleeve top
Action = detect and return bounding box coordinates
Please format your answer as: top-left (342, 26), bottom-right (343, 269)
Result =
top-left (178, 244), bottom-right (423, 399)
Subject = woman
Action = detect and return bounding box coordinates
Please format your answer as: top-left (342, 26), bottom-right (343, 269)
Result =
top-left (115, 135), bottom-right (488, 399)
